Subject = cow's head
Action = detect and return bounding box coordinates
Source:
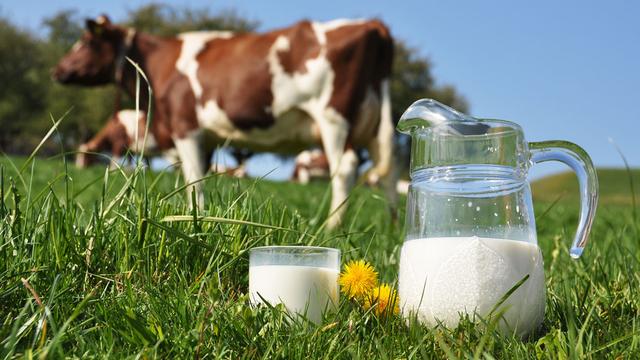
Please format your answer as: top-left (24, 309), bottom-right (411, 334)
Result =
top-left (53, 15), bottom-right (130, 86)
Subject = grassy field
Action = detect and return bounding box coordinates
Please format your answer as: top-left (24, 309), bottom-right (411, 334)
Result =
top-left (532, 168), bottom-right (640, 207)
top-left (0, 154), bottom-right (638, 359)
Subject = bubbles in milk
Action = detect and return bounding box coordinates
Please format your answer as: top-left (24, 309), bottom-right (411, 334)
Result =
top-left (399, 236), bottom-right (545, 337)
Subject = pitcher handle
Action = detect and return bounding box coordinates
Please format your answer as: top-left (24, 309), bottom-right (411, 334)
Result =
top-left (529, 141), bottom-right (599, 259)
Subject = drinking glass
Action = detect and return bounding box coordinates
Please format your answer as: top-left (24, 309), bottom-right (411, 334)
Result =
top-left (249, 246), bottom-right (340, 323)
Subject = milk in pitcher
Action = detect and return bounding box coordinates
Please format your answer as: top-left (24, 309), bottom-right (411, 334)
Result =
top-left (399, 236), bottom-right (545, 336)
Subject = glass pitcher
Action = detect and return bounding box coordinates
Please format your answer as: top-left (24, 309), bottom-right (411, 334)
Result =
top-left (396, 99), bottom-right (598, 337)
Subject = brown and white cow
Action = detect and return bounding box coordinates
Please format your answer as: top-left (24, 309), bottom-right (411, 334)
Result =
top-left (53, 15), bottom-right (397, 227)
top-left (75, 109), bottom-right (179, 168)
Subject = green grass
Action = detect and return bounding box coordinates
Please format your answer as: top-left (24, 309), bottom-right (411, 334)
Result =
top-left (532, 168), bottom-right (640, 206)
top-left (1, 154), bottom-right (638, 359)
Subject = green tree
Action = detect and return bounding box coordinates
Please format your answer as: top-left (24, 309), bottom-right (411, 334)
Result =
top-left (0, 17), bottom-right (48, 153)
top-left (391, 40), bottom-right (468, 120)
top-left (125, 4), bottom-right (259, 34)
top-left (43, 10), bottom-right (82, 49)
top-left (391, 41), bottom-right (469, 173)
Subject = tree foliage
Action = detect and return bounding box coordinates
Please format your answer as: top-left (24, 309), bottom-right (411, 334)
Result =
top-left (391, 41), bottom-right (468, 120)
top-left (0, 17), bottom-right (48, 153)
top-left (0, 3), bottom-right (467, 167)
top-left (125, 4), bottom-right (258, 35)
top-left (391, 41), bottom-right (469, 170)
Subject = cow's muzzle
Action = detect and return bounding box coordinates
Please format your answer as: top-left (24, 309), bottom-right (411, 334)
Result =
top-left (51, 66), bottom-right (71, 83)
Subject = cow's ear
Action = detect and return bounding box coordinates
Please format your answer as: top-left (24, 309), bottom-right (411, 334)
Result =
top-left (96, 15), bottom-right (111, 26)
top-left (86, 15), bottom-right (111, 36)
top-left (86, 19), bottom-right (102, 36)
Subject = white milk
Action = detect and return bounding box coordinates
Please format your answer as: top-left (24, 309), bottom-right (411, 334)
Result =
top-left (399, 236), bottom-right (545, 337)
top-left (249, 265), bottom-right (339, 323)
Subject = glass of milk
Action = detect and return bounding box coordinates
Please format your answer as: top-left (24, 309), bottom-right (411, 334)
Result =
top-left (249, 246), bottom-right (340, 324)
top-left (396, 99), bottom-right (599, 337)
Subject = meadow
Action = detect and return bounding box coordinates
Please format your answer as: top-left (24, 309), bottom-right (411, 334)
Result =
top-left (0, 154), bottom-right (638, 359)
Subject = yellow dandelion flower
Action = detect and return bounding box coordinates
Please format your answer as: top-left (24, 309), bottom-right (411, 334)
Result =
top-left (364, 284), bottom-right (399, 316)
top-left (339, 260), bottom-right (378, 299)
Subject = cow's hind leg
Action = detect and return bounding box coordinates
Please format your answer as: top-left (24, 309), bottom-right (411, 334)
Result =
top-left (368, 139), bottom-right (398, 219)
top-left (174, 130), bottom-right (207, 209)
top-left (316, 110), bottom-right (358, 229)
top-left (367, 78), bottom-right (398, 216)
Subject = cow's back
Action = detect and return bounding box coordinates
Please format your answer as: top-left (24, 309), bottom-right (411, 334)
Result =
top-left (175, 19), bottom-right (392, 153)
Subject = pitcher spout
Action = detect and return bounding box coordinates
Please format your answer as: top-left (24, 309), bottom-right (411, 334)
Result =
top-left (397, 99), bottom-right (476, 134)
top-left (397, 98), bottom-right (493, 137)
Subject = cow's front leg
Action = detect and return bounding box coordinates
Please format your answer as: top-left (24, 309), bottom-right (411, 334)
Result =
top-left (317, 111), bottom-right (358, 229)
top-left (76, 144), bottom-right (91, 168)
top-left (173, 130), bottom-right (207, 209)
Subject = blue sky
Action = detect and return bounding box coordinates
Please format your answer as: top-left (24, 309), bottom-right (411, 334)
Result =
top-left (4, 0), bottom-right (639, 179)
